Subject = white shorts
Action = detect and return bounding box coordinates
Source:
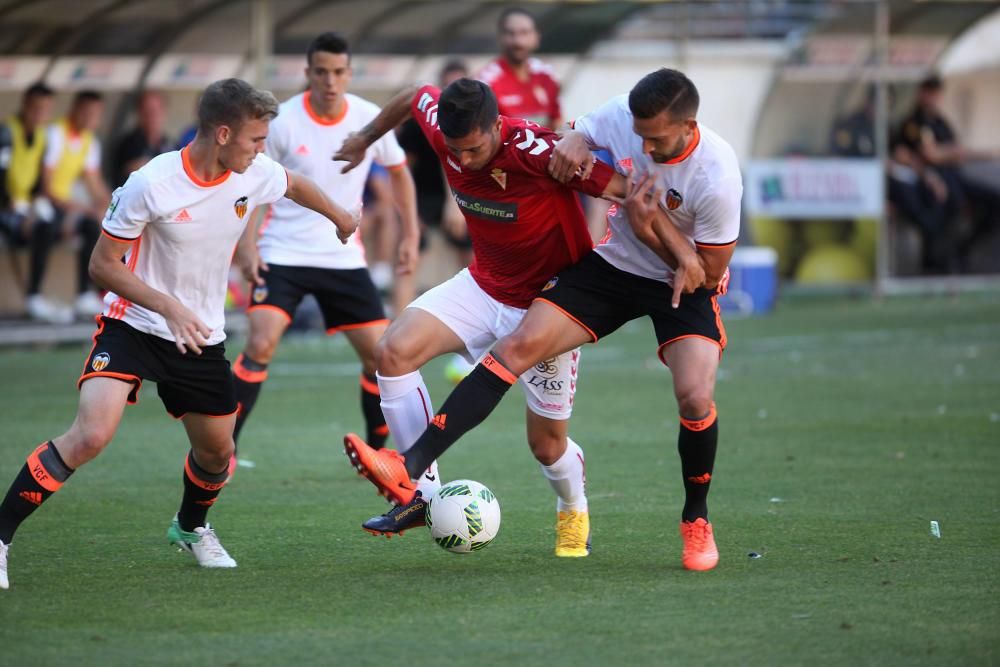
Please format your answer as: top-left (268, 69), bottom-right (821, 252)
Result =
top-left (408, 269), bottom-right (580, 420)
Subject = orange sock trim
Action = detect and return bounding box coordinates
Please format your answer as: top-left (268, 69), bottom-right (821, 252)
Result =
top-left (233, 353), bottom-right (268, 383)
top-left (482, 353), bottom-right (517, 385)
top-left (680, 403), bottom-right (717, 432)
top-left (184, 455), bottom-right (231, 492)
top-left (374, 424), bottom-right (390, 437)
top-left (26, 443), bottom-right (64, 493)
top-left (360, 374), bottom-right (380, 395)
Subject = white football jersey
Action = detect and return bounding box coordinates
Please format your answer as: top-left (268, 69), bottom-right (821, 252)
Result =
top-left (101, 147), bottom-right (289, 344)
top-left (574, 95), bottom-right (742, 284)
top-left (257, 91), bottom-right (406, 269)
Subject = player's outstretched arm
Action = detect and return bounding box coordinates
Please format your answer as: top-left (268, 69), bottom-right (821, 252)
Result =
top-left (284, 170), bottom-right (359, 243)
top-left (89, 234), bottom-right (211, 354)
top-left (332, 84), bottom-right (423, 174)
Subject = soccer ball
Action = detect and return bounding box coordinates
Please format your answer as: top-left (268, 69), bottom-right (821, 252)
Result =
top-left (426, 479), bottom-right (501, 554)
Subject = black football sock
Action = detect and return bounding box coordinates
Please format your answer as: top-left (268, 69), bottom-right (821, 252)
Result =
top-left (678, 404), bottom-right (719, 523)
top-left (232, 353), bottom-right (268, 444)
top-left (0, 442), bottom-right (74, 544)
top-left (403, 353), bottom-right (516, 478)
top-left (177, 450), bottom-right (232, 532)
top-left (360, 373), bottom-right (389, 449)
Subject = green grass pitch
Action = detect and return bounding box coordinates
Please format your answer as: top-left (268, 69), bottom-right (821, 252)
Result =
top-left (1, 294), bottom-right (998, 665)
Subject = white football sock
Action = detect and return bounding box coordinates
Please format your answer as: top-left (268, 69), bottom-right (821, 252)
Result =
top-left (377, 370), bottom-right (441, 497)
top-left (541, 437), bottom-right (588, 512)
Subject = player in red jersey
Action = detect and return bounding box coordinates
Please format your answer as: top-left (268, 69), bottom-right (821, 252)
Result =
top-left (478, 7), bottom-right (561, 128)
top-left (335, 79), bottom-right (700, 555)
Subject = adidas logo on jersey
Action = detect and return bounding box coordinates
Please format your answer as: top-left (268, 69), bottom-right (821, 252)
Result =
top-left (295, 144), bottom-right (310, 155)
top-left (173, 209), bottom-right (192, 222)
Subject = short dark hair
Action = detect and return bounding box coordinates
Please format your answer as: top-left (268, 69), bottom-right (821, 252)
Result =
top-left (438, 78), bottom-right (499, 138)
top-left (498, 6), bottom-right (536, 32)
top-left (23, 82), bottom-right (54, 100)
top-left (307, 32), bottom-right (350, 66)
top-left (198, 78), bottom-right (278, 134)
top-left (628, 68), bottom-right (699, 121)
top-left (919, 74), bottom-right (943, 92)
top-left (72, 90), bottom-right (103, 106)
top-left (440, 59), bottom-right (467, 79)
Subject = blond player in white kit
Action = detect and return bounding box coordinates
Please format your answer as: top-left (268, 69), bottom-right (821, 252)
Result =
top-left (0, 78), bottom-right (358, 589)
top-left (231, 32), bottom-right (419, 451)
top-left (341, 68), bottom-right (739, 572)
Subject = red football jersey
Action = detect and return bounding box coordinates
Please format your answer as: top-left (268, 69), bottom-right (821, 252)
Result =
top-left (411, 85), bottom-right (613, 308)
top-left (478, 57), bottom-right (562, 128)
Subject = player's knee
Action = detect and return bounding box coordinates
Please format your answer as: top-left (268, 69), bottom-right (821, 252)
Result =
top-left (494, 330), bottom-right (544, 373)
top-left (527, 430), bottom-right (565, 466)
top-left (677, 392), bottom-right (714, 420)
top-left (71, 425), bottom-right (115, 462)
top-left (375, 333), bottom-right (417, 376)
top-left (196, 440), bottom-right (235, 471)
top-left (245, 330), bottom-right (278, 363)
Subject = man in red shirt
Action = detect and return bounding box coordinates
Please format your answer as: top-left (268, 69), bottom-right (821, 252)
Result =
top-left (478, 7), bottom-right (561, 128)
top-left (335, 79), bottom-right (696, 556)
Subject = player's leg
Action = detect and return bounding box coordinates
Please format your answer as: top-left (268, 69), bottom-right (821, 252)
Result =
top-left (232, 265), bottom-right (299, 444)
top-left (343, 322), bottom-right (392, 448)
top-left (525, 410), bottom-right (590, 557)
top-left (654, 286), bottom-right (726, 572)
top-left (167, 412), bottom-right (238, 568)
top-left (346, 299), bottom-right (591, 506)
top-left (161, 343), bottom-right (240, 568)
top-left (0, 377), bottom-right (132, 589)
top-left (345, 253), bottom-right (624, 506)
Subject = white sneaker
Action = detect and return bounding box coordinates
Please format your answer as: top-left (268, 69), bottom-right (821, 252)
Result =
top-left (73, 291), bottom-right (105, 319)
top-left (167, 516), bottom-right (237, 568)
top-left (25, 294), bottom-right (73, 324)
top-left (1, 540), bottom-right (9, 590)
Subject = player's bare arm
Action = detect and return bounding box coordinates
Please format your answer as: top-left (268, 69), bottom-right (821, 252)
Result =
top-left (386, 165), bottom-right (420, 275)
top-left (284, 169), bottom-right (358, 243)
top-left (694, 243), bottom-right (735, 291)
top-left (333, 84), bottom-right (423, 173)
top-left (621, 173), bottom-right (706, 307)
top-left (233, 206), bottom-right (268, 285)
top-left (89, 234), bottom-right (211, 355)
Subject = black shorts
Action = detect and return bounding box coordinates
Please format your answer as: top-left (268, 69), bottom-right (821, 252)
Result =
top-left (535, 251), bottom-right (727, 365)
top-left (78, 317), bottom-right (238, 418)
top-left (247, 264), bottom-right (388, 335)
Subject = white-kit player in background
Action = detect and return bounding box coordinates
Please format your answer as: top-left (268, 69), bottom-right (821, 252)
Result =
top-left (231, 32), bottom-right (419, 452)
top-left (0, 77), bottom-right (358, 590)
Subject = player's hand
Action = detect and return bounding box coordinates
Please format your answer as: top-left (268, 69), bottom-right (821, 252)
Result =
top-left (670, 255), bottom-right (706, 309)
top-left (549, 131), bottom-right (593, 183)
top-left (333, 133), bottom-right (369, 174)
top-left (236, 244), bottom-right (267, 286)
top-left (623, 171), bottom-right (663, 232)
top-left (335, 205), bottom-right (362, 244)
top-left (163, 300), bottom-right (212, 355)
top-left (396, 232), bottom-right (419, 276)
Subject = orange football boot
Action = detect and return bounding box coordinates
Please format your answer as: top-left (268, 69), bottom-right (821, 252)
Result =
top-left (343, 433), bottom-right (417, 506)
top-left (679, 517), bottom-right (719, 571)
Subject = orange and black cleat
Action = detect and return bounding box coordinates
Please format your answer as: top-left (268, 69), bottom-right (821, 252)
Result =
top-left (343, 433), bottom-right (417, 506)
top-left (362, 493), bottom-right (427, 538)
top-left (679, 517), bottom-right (719, 571)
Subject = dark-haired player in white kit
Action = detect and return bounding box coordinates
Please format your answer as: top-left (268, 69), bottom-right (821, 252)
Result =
top-left (0, 78), bottom-right (358, 589)
top-left (344, 68), bottom-right (740, 571)
top-left (231, 32), bottom-right (419, 451)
